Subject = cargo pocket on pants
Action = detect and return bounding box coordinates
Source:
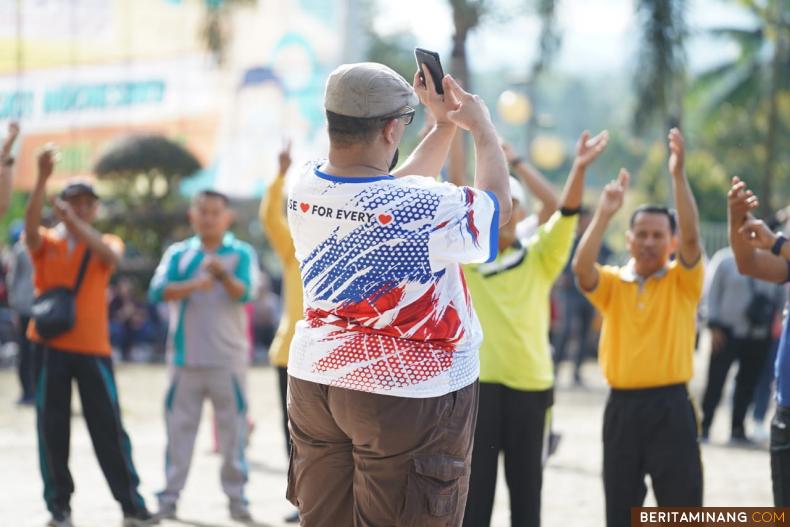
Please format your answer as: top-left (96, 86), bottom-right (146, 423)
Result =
top-left (400, 454), bottom-right (465, 526)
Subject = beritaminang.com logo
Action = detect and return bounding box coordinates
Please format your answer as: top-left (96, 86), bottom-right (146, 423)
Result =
top-left (633, 508), bottom-right (789, 526)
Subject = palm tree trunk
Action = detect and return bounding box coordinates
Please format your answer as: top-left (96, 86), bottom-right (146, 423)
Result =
top-left (762, 0), bottom-right (787, 213)
top-left (450, 27), bottom-right (470, 88)
top-left (447, 0), bottom-right (482, 180)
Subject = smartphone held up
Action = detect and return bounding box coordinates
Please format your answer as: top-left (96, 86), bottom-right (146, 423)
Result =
top-left (414, 48), bottom-right (445, 95)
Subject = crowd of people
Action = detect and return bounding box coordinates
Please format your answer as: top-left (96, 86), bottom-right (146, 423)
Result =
top-left (1, 57), bottom-right (788, 527)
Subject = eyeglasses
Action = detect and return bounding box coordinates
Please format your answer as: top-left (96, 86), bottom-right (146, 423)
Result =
top-left (380, 107), bottom-right (415, 126)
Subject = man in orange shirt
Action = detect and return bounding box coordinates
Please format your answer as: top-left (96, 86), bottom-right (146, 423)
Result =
top-left (24, 147), bottom-right (156, 527)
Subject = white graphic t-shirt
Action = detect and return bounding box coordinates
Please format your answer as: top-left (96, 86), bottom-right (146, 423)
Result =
top-left (286, 164), bottom-right (501, 398)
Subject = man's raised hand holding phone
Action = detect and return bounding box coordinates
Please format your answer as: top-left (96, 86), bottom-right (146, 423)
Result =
top-left (392, 62), bottom-right (459, 179)
top-left (397, 58), bottom-right (511, 225)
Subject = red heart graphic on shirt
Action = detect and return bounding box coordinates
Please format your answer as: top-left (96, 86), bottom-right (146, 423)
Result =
top-left (378, 214), bottom-right (393, 225)
top-left (300, 203), bottom-right (310, 213)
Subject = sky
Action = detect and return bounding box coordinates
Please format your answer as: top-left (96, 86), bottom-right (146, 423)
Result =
top-left (372, 0), bottom-right (755, 77)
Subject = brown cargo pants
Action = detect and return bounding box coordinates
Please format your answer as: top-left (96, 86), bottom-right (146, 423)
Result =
top-left (286, 376), bottom-right (479, 527)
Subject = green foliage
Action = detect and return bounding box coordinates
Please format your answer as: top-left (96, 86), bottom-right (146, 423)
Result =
top-left (365, 30), bottom-right (418, 82)
top-left (687, 0), bottom-right (789, 211)
top-left (0, 191), bottom-right (30, 244)
top-left (691, 93), bottom-right (790, 210)
top-left (631, 141), bottom-right (729, 222)
top-left (684, 150), bottom-right (730, 222)
top-left (690, 1), bottom-right (788, 117)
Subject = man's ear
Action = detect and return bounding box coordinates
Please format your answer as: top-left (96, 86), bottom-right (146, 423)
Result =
top-left (224, 209), bottom-right (237, 227)
top-left (382, 119), bottom-right (399, 145)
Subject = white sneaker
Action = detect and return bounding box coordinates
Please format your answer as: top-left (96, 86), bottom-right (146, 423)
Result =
top-left (122, 509), bottom-right (159, 526)
top-left (47, 513), bottom-right (73, 527)
top-left (753, 422), bottom-right (770, 444)
top-left (153, 501), bottom-right (177, 521)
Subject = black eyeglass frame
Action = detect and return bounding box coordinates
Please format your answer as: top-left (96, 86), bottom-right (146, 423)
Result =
top-left (379, 107), bottom-right (416, 126)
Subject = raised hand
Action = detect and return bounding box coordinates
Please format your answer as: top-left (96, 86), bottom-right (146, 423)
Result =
top-left (278, 139), bottom-right (292, 176)
top-left (37, 144), bottom-right (58, 183)
top-left (575, 130), bottom-right (609, 168)
top-left (51, 197), bottom-right (75, 224)
top-left (2, 121), bottom-right (19, 157)
top-left (443, 75), bottom-right (493, 133)
top-left (413, 65), bottom-right (460, 125)
top-left (598, 168), bottom-right (630, 218)
top-left (668, 127), bottom-right (685, 179)
top-left (738, 217), bottom-right (778, 251)
top-left (727, 176), bottom-right (759, 224)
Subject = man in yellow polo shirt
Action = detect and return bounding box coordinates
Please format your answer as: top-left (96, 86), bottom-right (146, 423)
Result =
top-left (460, 130), bottom-right (609, 527)
top-left (573, 128), bottom-right (704, 527)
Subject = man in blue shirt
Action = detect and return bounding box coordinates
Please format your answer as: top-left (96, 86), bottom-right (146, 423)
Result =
top-left (727, 176), bottom-right (790, 505)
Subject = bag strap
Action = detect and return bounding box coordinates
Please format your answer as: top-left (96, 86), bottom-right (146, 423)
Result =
top-left (72, 249), bottom-right (92, 294)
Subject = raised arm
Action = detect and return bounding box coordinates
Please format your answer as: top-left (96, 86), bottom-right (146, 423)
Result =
top-left (0, 122), bottom-right (19, 218)
top-left (502, 141), bottom-right (559, 224)
top-left (443, 75), bottom-right (511, 225)
top-left (529, 131), bottom-right (608, 275)
top-left (573, 169), bottom-right (629, 291)
top-left (24, 147), bottom-right (55, 253)
top-left (392, 66), bottom-right (458, 179)
top-left (727, 176), bottom-right (789, 283)
top-left (559, 131), bottom-right (609, 211)
top-left (260, 142), bottom-right (295, 260)
top-left (445, 128), bottom-right (468, 187)
top-left (52, 198), bottom-right (123, 268)
top-left (668, 128), bottom-right (701, 266)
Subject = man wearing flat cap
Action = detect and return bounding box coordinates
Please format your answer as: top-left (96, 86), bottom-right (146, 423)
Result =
top-left (24, 147), bottom-right (156, 527)
top-left (285, 62), bottom-right (511, 525)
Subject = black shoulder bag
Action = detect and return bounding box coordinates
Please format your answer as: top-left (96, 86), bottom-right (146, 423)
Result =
top-left (744, 277), bottom-right (775, 330)
top-left (31, 249), bottom-right (92, 340)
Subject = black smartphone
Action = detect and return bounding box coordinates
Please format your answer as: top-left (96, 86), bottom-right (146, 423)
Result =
top-left (414, 48), bottom-right (444, 95)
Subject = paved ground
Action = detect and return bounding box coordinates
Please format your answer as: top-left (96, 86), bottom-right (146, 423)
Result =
top-left (0, 343), bottom-right (773, 527)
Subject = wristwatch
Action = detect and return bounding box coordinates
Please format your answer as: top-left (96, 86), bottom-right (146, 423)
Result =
top-left (771, 234), bottom-right (787, 256)
top-left (560, 206), bottom-right (582, 216)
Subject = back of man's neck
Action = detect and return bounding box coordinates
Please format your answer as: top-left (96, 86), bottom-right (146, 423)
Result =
top-left (325, 150), bottom-right (388, 177)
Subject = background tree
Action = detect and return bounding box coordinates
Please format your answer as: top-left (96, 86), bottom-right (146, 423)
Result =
top-left (200, 0), bottom-right (257, 65)
top-left (632, 0), bottom-right (688, 134)
top-left (690, 0), bottom-right (789, 212)
top-left (93, 135), bottom-right (202, 272)
top-left (448, 0), bottom-right (487, 86)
